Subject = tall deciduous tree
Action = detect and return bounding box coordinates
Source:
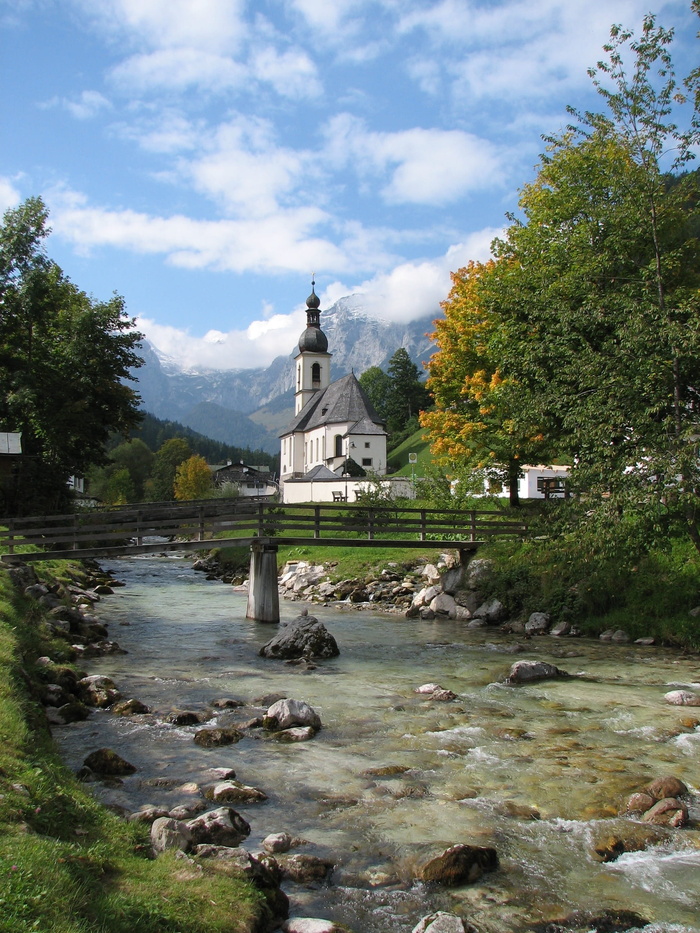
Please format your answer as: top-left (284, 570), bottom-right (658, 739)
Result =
top-left (421, 261), bottom-right (550, 506)
top-left (491, 12), bottom-right (700, 550)
top-left (147, 437), bottom-right (192, 501)
top-left (0, 197), bottom-right (143, 514)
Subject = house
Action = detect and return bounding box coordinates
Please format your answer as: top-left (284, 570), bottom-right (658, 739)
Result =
top-left (212, 461), bottom-right (278, 498)
top-left (279, 284), bottom-right (388, 503)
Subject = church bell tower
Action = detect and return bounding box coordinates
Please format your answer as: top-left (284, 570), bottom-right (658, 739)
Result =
top-left (294, 279), bottom-right (332, 414)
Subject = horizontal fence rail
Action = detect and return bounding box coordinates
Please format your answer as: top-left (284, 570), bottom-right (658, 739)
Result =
top-left (0, 500), bottom-right (527, 562)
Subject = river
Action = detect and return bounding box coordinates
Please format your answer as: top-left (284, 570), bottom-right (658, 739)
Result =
top-left (54, 556), bottom-right (700, 932)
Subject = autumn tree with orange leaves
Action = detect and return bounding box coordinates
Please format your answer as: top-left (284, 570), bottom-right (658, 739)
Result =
top-left (421, 260), bottom-right (550, 507)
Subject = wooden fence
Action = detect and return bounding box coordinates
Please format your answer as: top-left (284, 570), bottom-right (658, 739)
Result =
top-left (0, 499), bottom-right (527, 562)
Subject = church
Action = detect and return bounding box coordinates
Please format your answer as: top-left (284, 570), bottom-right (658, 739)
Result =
top-left (279, 284), bottom-right (388, 503)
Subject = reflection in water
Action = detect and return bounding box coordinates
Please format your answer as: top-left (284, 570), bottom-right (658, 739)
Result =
top-left (55, 557), bottom-right (700, 932)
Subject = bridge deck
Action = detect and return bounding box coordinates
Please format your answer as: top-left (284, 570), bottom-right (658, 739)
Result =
top-left (1, 499), bottom-right (526, 564)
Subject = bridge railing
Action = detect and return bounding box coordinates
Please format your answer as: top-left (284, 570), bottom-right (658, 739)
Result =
top-left (0, 500), bottom-right (527, 558)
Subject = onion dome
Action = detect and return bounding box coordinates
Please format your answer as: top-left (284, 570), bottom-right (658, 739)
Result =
top-left (298, 280), bottom-right (328, 353)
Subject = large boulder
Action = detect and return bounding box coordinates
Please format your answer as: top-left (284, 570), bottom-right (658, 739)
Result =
top-left (524, 612), bottom-right (550, 635)
top-left (151, 817), bottom-right (192, 853)
top-left (83, 748), bottom-right (136, 776)
top-left (506, 660), bottom-right (570, 684)
top-left (472, 598), bottom-right (505, 625)
top-left (78, 674), bottom-right (121, 708)
top-left (263, 698), bottom-right (322, 732)
top-left (260, 614), bottom-right (339, 660)
top-left (418, 844), bottom-right (499, 886)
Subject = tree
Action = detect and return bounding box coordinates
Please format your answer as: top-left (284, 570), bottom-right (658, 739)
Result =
top-left (88, 438), bottom-right (154, 504)
top-left (490, 13), bottom-right (700, 551)
top-left (384, 348), bottom-right (431, 433)
top-left (147, 437), bottom-right (192, 501)
top-left (0, 197), bottom-right (143, 514)
top-left (173, 454), bottom-right (213, 501)
top-left (358, 366), bottom-right (392, 422)
top-left (420, 261), bottom-right (550, 506)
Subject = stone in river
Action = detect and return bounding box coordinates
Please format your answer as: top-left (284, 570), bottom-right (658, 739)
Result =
top-left (644, 775), bottom-right (688, 799)
top-left (83, 748), bottom-right (136, 775)
top-left (263, 698), bottom-right (321, 732)
top-left (642, 797), bottom-right (689, 827)
top-left (506, 660), bottom-right (570, 684)
top-left (664, 689), bottom-right (700, 706)
top-left (260, 614), bottom-right (339, 660)
top-left (193, 727), bottom-right (243, 748)
top-left (186, 807), bottom-right (251, 847)
top-left (418, 844), bottom-right (499, 886)
top-left (412, 913), bottom-right (477, 933)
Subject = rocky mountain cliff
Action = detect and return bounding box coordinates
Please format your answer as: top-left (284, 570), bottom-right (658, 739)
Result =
top-left (132, 295), bottom-right (438, 454)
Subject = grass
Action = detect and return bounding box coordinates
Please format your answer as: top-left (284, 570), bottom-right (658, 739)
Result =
top-left (0, 565), bottom-right (264, 933)
top-left (386, 427), bottom-right (432, 476)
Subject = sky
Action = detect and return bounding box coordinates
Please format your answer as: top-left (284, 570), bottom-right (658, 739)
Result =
top-left (1, 0), bottom-right (697, 373)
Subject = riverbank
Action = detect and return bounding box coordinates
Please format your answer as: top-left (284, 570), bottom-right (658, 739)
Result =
top-left (0, 559), bottom-right (266, 933)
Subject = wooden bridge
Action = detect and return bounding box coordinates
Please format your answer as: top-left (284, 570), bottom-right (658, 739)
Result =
top-left (0, 499), bottom-right (526, 623)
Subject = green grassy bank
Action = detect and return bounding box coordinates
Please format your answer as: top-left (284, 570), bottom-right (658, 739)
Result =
top-left (0, 563), bottom-right (263, 933)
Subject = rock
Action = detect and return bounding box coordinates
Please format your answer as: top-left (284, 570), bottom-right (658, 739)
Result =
top-left (525, 612), bottom-right (550, 635)
top-left (589, 819), bottom-right (671, 862)
top-left (263, 698), bottom-right (321, 732)
top-left (600, 629), bottom-right (629, 643)
top-left (262, 832), bottom-right (295, 854)
top-left (412, 913), bottom-right (476, 933)
top-left (150, 816), bottom-right (192, 853)
top-left (186, 807), bottom-right (251, 847)
top-left (278, 853), bottom-right (334, 884)
top-left (282, 920), bottom-right (343, 933)
top-left (634, 637), bottom-right (656, 646)
top-left (531, 910), bottom-right (649, 932)
top-left (642, 797), bottom-right (689, 827)
top-left (83, 748), bottom-right (136, 776)
top-left (193, 727), bottom-right (243, 748)
top-left (269, 726), bottom-right (317, 742)
top-left (506, 660), bottom-right (570, 684)
top-left (415, 683), bottom-right (457, 701)
top-left (422, 564), bottom-right (441, 584)
top-left (473, 598), bottom-right (504, 624)
top-left (463, 558), bottom-right (493, 589)
top-left (664, 690), bottom-right (700, 706)
top-left (624, 792), bottom-right (656, 814)
top-left (112, 698), bottom-right (150, 715)
top-left (550, 620), bottom-right (572, 637)
top-left (78, 674), bottom-right (121, 708)
top-left (260, 615), bottom-right (339, 660)
top-left (419, 844), bottom-right (499, 885)
top-left (645, 775), bottom-right (688, 799)
top-left (440, 566), bottom-right (465, 595)
top-left (204, 780), bottom-right (267, 803)
top-left (166, 709), bottom-right (210, 725)
top-left (45, 701), bottom-right (90, 724)
top-left (430, 593), bottom-right (458, 618)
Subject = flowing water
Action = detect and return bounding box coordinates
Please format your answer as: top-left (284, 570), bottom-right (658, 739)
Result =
top-left (55, 556), bottom-right (700, 932)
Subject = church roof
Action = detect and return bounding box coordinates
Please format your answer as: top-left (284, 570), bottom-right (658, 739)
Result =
top-left (285, 464), bottom-right (339, 482)
top-left (282, 372), bottom-right (386, 437)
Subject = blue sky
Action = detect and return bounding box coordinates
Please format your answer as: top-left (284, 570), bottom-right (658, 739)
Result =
top-left (1, 0), bottom-right (697, 371)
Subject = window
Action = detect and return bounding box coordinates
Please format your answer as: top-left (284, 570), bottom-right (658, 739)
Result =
top-left (362, 458), bottom-right (372, 467)
top-left (334, 434), bottom-right (343, 458)
top-left (312, 362), bottom-right (321, 387)
top-left (364, 442), bottom-right (370, 448)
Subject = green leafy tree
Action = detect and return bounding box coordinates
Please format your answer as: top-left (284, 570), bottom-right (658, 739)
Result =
top-left (358, 366), bottom-right (392, 422)
top-left (174, 454), bottom-right (213, 501)
top-left (491, 13), bottom-right (700, 552)
top-left (147, 437), bottom-right (192, 501)
top-left (385, 348), bottom-right (431, 433)
top-left (0, 197), bottom-right (143, 514)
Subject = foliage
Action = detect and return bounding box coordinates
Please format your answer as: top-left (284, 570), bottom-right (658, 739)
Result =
top-left (88, 439), bottom-right (154, 504)
top-left (146, 437), bottom-right (192, 501)
top-left (385, 348), bottom-right (431, 433)
top-left (358, 366), bottom-right (392, 422)
top-left (0, 198), bottom-right (143, 515)
top-left (174, 454), bottom-right (213, 501)
top-left (421, 260), bottom-right (551, 506)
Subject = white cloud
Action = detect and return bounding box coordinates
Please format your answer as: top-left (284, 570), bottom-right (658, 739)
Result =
top-left (47, 187), bottom-right (349, 274)
top-left (60, 90), bottom-right (112, 120)
top-left (250, 46), bottom-right (322, 99)
top-left (325, 115), bottom-right (505, 205)
top-left (136, 309), bottom-right (306, 369)
top-left (0, 176), bottom-right (22, 214)
top-left (110, 48), bottom-right (247, 93)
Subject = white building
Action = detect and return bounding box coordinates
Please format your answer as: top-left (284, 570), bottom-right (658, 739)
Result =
top-left (279, 284), bottom-right (388, 503)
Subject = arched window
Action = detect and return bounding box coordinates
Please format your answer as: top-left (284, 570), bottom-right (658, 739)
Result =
top-left (334, 434), bottom-right (343, 458)
top-left (312, 362), bottom-right (321, 387)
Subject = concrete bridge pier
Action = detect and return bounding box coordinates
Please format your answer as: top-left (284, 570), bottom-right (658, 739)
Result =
top-left (246, 540), bottom-right (280, 624)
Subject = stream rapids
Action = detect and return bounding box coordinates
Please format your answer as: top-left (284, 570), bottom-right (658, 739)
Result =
top-left (54, 556), bottom-right (700, 933)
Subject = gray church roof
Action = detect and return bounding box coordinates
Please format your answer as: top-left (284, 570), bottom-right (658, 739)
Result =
top-left (285, 464), bottom-right (339, 483)
top-left (282, 372), bottom-right (386, 437)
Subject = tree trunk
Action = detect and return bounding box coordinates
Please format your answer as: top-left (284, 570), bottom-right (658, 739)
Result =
top-left (508, 461), bottom-right (521, 508)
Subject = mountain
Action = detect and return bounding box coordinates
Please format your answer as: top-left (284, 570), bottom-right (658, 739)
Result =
top-left (131, 294), bottom-right (438, 453)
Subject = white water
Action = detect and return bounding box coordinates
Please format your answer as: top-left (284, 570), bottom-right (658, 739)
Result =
top-left (54, 557), bottom-right (700, 932)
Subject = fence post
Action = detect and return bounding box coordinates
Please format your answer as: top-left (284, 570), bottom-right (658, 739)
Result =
top-left (368, 507), bottom-right (374, 540)
top-left (7, 517), bottom-right (15, 555)
top-left (314, 506), bottom-right (321, 539)
top-left (420, 509), bottom-right (426, 541)
top-left (198, 505), bottom-right (205, 541)
top-left (136, 510), bottom-right (143, 547)
top-left (470, 510), bottom-right (477, 542)
top-left (72, 513), bottom-right (79, 550)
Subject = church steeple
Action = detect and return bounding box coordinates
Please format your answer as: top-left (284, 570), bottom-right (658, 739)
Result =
top-left (294, 278), bottom-right (331, 415)
top-left (298, 278), bottom-right (328, 353)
